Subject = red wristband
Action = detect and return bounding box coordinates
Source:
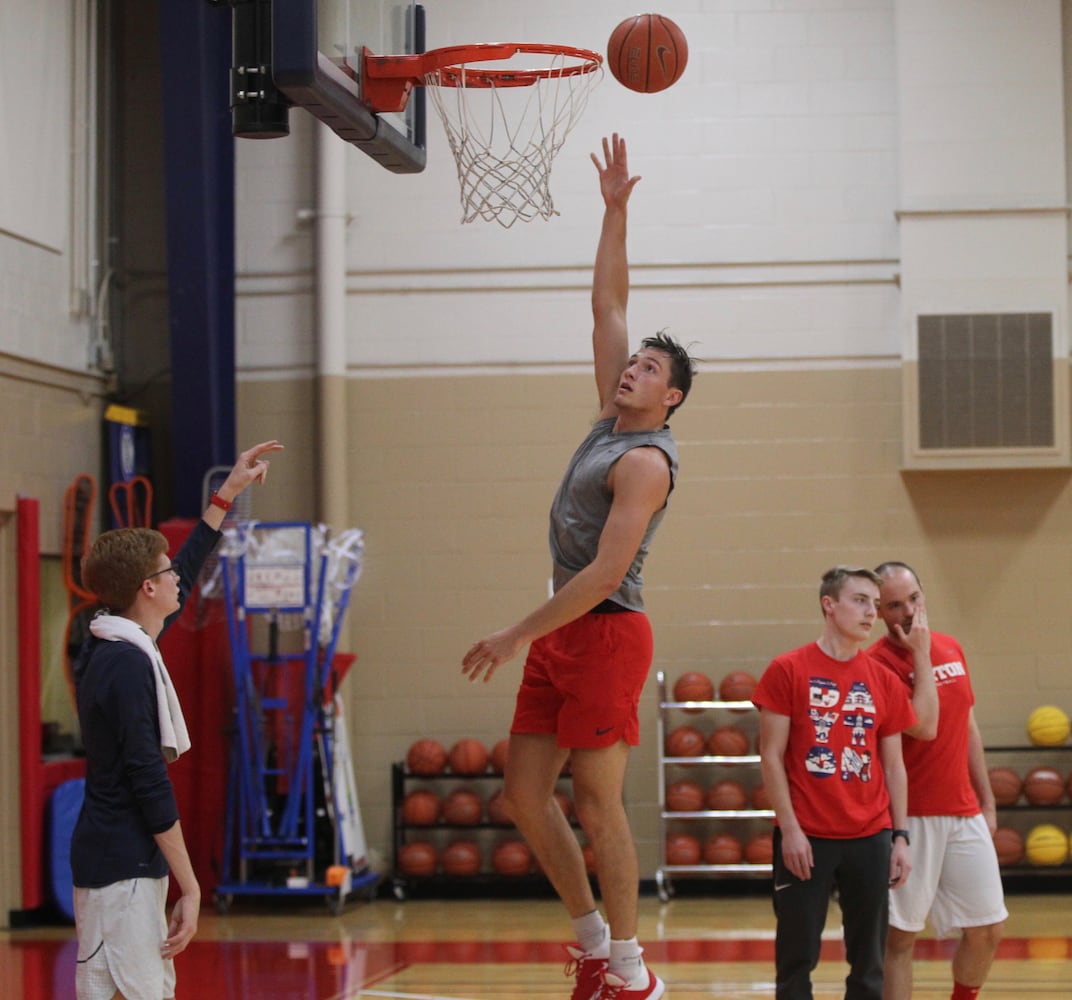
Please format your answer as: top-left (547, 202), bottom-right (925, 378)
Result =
top-left (209, 491), bottom-right (233, 512)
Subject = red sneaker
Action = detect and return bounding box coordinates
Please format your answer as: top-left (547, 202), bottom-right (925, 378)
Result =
top-left (595, 968), bottom-right (666, 1000)
top-left (564, 945), bottom-right (607, 1000)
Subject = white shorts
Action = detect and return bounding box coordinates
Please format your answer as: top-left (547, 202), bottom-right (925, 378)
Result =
top-left (889, 814), bottom-right (1008, 939)
top-left (74, 877), bottom-right (176, 1000)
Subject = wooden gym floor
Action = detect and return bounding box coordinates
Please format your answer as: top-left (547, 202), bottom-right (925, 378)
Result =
top-left (4, 891), bottom-right (1072, 999)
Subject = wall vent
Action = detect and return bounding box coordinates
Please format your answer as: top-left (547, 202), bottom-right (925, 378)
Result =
top-left (903, 312), bottom-right (1069, 469)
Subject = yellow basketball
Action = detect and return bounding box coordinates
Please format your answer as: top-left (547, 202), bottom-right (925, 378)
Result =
top-left (1025, 824), bottom-right (1069, 866)
top-left (1026, 705), bottom-right (1071, 746)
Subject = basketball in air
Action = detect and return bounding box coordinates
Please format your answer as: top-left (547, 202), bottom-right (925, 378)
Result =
top-left (987, 766), bottom-right (1023, 807)
top-left (406, 738), bottom-right (447, 775)
top-left (1027, 705), bottom-right (1071, 746)
top-left (448, 737), bottom-right (489, 775)
top-left (992, 826), bottom-right (1025, 867)
top-left (1023, 766), bottom-right (1067, 806)
top-left (607, 14), bottom-right (688, 94)
top-left (1025, 823), bottom-right (1069, 866)
top-left (673, 671), bottom-right (714, 710)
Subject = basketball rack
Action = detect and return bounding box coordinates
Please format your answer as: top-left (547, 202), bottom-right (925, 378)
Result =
top-left (362, 43), bottom-right (603, 227)
top-left (214, 521), bottom-right (377, 913)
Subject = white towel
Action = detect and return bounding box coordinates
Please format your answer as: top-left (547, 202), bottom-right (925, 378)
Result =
top-left (89, 613), bottom-right (192, 762)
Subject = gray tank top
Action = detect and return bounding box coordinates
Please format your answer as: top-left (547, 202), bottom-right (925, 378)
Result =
top-left (549, 417), bottom-right (679, 612)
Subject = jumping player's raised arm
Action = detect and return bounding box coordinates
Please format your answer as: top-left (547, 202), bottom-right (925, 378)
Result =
top-left (590, 133), bottom-right (641, 419)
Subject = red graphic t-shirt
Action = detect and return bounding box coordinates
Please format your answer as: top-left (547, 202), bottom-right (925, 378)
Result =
top-left (753, 642), bottom-right (917, 839)
top-left (869, 632), bottom-right (980, 817)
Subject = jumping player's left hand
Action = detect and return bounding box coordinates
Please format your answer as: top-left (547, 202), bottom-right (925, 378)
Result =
top-left (889, 839), bottom-right (911, 889)
top-left (462, 627), bottom-right (525, 683)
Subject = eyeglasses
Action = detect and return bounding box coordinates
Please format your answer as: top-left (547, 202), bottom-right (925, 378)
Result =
top-left (145, 563), bottom-right (179, 581)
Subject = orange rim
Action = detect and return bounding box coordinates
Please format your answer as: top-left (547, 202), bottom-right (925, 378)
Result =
top-left (363, 43), bottom-right (603, 111)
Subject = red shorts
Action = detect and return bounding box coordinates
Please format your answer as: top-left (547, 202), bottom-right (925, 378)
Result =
top-left (510, 610), bottom-right (654, 750)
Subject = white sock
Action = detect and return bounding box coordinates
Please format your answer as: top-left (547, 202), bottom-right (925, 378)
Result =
top-left (572, 910), bottom-right (609, 957)
top-left (608, 938), bottom-right (645, 985)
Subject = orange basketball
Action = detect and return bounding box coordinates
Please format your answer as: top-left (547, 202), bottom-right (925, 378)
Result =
top-left (397, 840), bottom-right (438, 876)
top-left (581, 843), bottom-right (597, 874)
top-left (707, 725), bottom-right (750, 757)
top-left (401, 789), bottom-right (442, 826)
top-left (490, 738), bottom-right (510, 774)
top-left (744, 832), bottom-right (774, 865)
top-left (442, 788), bottom-right (484, 825)
top-left (492, 839), bottom-right (533, 875)
top-left (1024, 766), bottom-right (1066, 806)
top-left (665, 832), bottom-right (702, 866)
top-left (705, 779), bottom-right (748, 811)
top-left (751, 783), bottom-right (772, 810)
top-left (719, 670), bottom-right (758, 704)
top-left (988, 766), bottom-right (1023, 807)
top-left (666, 779), bottom-right (705, 812)
top-left (487, 789), bottom-right (512, 826)
top-left (448, 738), bottom-right (489, 776)
top-left (406, 738), bottom-right (447, 776)
top-left (666, 725), bottom-right (706, 758)
top-left (673, 671), bottom-right (714, 711)
top-left (441, 838), bottom-right (482, 876)
top-left (992, 826), bottom-right (1025, 866)
top-left (703, 832), bottom-right (743, 865)
top-left (607, 14), bottom-right (688, 94)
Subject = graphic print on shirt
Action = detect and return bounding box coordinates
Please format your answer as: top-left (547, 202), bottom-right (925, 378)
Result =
top-left (805, 678), bottom-right (840, 777)
top-left (841, 746), bottom-right (872, 782)
top-left (844, 711), bottom-right (874, 746)
top-left (809, 708), bottom-right (838, 743)
top-left (806, 675), bottom-right (878, 783)
top-left (934, 659), bottom-right (966, 684)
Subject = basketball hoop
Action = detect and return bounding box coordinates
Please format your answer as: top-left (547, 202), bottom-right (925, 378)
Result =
top-left (364, 44), bottom-right (603, 227)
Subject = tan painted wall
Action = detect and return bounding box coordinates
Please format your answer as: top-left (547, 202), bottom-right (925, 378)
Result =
top-left (5, 360), bottom-right (1070, 921)
top-left (236, 365), bottom-right (1072, 877)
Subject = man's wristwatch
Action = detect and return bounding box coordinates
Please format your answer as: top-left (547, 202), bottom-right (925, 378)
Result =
top-left (891, 828), bottom-right (910, 846)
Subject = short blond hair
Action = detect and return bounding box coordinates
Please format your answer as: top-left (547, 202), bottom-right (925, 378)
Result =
top-left (819, 565), bottom-right (881, 612)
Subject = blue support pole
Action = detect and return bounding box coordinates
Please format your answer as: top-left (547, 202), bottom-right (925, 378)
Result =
top-left (158, 2), bottom-right (236, 516)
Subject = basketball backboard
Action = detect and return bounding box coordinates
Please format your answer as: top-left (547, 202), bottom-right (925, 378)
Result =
top-left (274, 0), bottom-right (425, 172)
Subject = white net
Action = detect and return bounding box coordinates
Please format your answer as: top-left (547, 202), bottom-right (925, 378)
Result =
top-left (424, 47), bottom-right (603, 228)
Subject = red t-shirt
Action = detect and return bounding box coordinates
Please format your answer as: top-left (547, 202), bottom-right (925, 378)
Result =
top-left (753, 642), bottom-right (917, 839)
top-left (868, 632), bottom-right (979, 817)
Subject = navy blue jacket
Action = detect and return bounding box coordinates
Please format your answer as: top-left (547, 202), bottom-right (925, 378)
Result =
top-left (71, 520), bottom-right (221, 887)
